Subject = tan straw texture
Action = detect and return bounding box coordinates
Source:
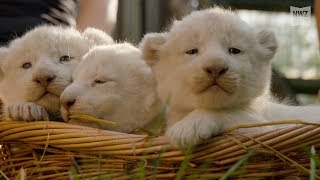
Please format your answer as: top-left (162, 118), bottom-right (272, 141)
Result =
top-left (1, 121), bottom-right (320, 179)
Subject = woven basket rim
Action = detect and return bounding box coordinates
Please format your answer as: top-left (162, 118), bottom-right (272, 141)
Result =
top-left (1, 120), bottom-right (320, 179)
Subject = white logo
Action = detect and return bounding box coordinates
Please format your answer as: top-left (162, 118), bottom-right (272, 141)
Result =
top-left (290, 6), bottom-right (311, 26)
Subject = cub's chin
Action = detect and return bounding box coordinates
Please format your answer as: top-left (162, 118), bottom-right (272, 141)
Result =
top-left (203, 84), bottom-right (230, 94)
top-left (196, 89), bottom-right (235, 109)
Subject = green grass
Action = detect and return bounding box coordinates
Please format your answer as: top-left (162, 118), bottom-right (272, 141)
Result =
top-left (310, 146), bottom-right (317, 180)
top-left (186, 160), bottom-right (211, 180)
top-left (151, 149), bottom-right (166, 180)
top-left (175, 145), bottom-right (194, 180)
top-left (219, 149), bottom-right (255, 180)
top-left (55, 143), bottom-right (320, 179)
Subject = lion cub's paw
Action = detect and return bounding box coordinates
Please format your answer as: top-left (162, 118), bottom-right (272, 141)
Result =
top-left (165, 112), bottom-right (223, 148)
top-left (4, 102), bottom-right (49, 121)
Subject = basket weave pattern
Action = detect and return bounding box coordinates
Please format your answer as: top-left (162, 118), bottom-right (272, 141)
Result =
top-left (1, 121), bottom-right (319, 179)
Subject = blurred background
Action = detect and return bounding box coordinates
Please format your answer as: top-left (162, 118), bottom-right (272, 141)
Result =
top-left (113, 0), bottom-right (320, 105)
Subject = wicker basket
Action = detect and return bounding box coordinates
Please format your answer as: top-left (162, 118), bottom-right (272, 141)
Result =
top-left (1, 120), bottom-right (320, 179)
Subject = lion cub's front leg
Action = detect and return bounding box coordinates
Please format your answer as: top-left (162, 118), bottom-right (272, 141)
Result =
top-left (4, 102), bottom-right (49, 121)
top-left (165, 109), bottom-right (224, 148)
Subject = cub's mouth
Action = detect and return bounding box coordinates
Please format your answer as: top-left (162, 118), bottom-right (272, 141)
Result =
top-left (202, 82), bottom-right (232, 94)
top-left (39, 90), bottom-right (60, 99)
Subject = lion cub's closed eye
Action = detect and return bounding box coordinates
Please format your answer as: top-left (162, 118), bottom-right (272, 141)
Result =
top-left (60, 43), bottom-right (162, 133)
top-left (0, 25), bottom-right (114, 122)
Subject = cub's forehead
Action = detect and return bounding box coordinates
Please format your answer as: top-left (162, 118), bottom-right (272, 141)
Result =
top-left (75, 44), bottom-right (145, 76)
top-left (84, 43), bottom-right (142, 65)
top-left (168, 8), bottom-right (255, 45)
top-left (7, 26), bottom-right (87, 55)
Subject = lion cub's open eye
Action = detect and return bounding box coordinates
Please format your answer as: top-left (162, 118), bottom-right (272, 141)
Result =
top-left (21, 62), bottom-right (32, 69)
top-left (228, 47), bottom-right (241, 55)
top-left (59, 55), bottom-right (73, 62)
top-left (186, 48), bottom-right (199, 55)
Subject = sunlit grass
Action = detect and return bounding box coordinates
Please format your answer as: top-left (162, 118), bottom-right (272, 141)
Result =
top-left (219, 149), bottom-right (255, 180)
top-left (310, 146), bottom-right (317, 180)
top-left (175, 145), bottom-right (193, 180)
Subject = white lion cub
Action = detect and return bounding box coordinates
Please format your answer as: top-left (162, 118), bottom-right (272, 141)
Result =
top-left (140, 8), bottom-right (320, 147)
top-left (0, 25), bottom-right (113, 121)
top-left (60, 43), bottom-right (162, 133)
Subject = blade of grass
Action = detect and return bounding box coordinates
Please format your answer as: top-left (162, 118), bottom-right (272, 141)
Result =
top-left (134, 159), bottom-right (147, 180)
top-left (186, 160), bottom-right (211, 180)
top-left (70, 115), bottom-right (116, 126)
top-left (98, 154), bottom-right (102, 180)
top-left (219, 149), bottom-right (255, 180)
top-left (151, 149), bottom-right (166, 180)
top-left (69, 166), bottom-right (80, 180)
top-left (310, 146), bottom-right (316, 180)
top-left (301, 146), bottom-right (320, 167)
top-left (14, 167), bottom-right (26, 180)
top-left (175, 145), bottom-right (193, 180)
top-left (0, 169), bottom-right (9, 180)
top-left (29, 132), bottom-right (50, 178)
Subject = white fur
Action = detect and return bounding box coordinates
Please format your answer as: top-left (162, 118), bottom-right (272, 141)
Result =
top-left (140, 8), bottom-right (320, 148)
top-left (0, 25), bottom-right (113, 121)
top-left (60, 43), bottom-right (162, 133)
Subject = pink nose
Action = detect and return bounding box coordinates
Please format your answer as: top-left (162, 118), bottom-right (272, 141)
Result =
top-left (203, 66), bottom-right (229, 77)
top-left (33, 74), bottom-right (56, 87)
top-left (61, 98), bottom-right (76, 110)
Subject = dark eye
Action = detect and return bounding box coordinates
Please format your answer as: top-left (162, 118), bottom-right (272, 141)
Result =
top-left (21, 62), bottom-right (32, 69)
top-left (59, 55), bottom-right (73, 62)
top-left (228, 47), bottom-right (241, 55)
top-left (186, 48), bottom-right (199, 55)
top-left (94, 79), bottom-right (106, 84)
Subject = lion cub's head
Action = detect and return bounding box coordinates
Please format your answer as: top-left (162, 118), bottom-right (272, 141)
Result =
top-left (0, 25), bottom-right (113, 117)
top-left (140, 8), bottom-right (277, 111)
top-left (60, 43), bottom-right (161, 133)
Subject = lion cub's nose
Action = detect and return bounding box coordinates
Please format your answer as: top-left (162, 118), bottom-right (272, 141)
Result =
top-left (203, 65), bottom-right (228, 77)
top-left (33, 74), bottom-right (56, 87)
top-left (61, 98), bottom-right (76, 110)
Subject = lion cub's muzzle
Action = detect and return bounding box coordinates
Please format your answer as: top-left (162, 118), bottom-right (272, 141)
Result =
top-left (33, 72), bottom-right (56, 87)
top-left (192, 64), bottom-right (233, 94)
top-left (202, 64), bottom-right (229, 80)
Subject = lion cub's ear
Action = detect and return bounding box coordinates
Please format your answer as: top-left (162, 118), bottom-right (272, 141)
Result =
top-left (82, 27), bottom-right (114, 45)
top-left (139, 33), bottom-right (167, 66)
top-left (257, 30), bottom-right (278, 60)
top-left (0, 47), bottom-right (7, 57)
top-left (0, 47), bottom-right (8, 80)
